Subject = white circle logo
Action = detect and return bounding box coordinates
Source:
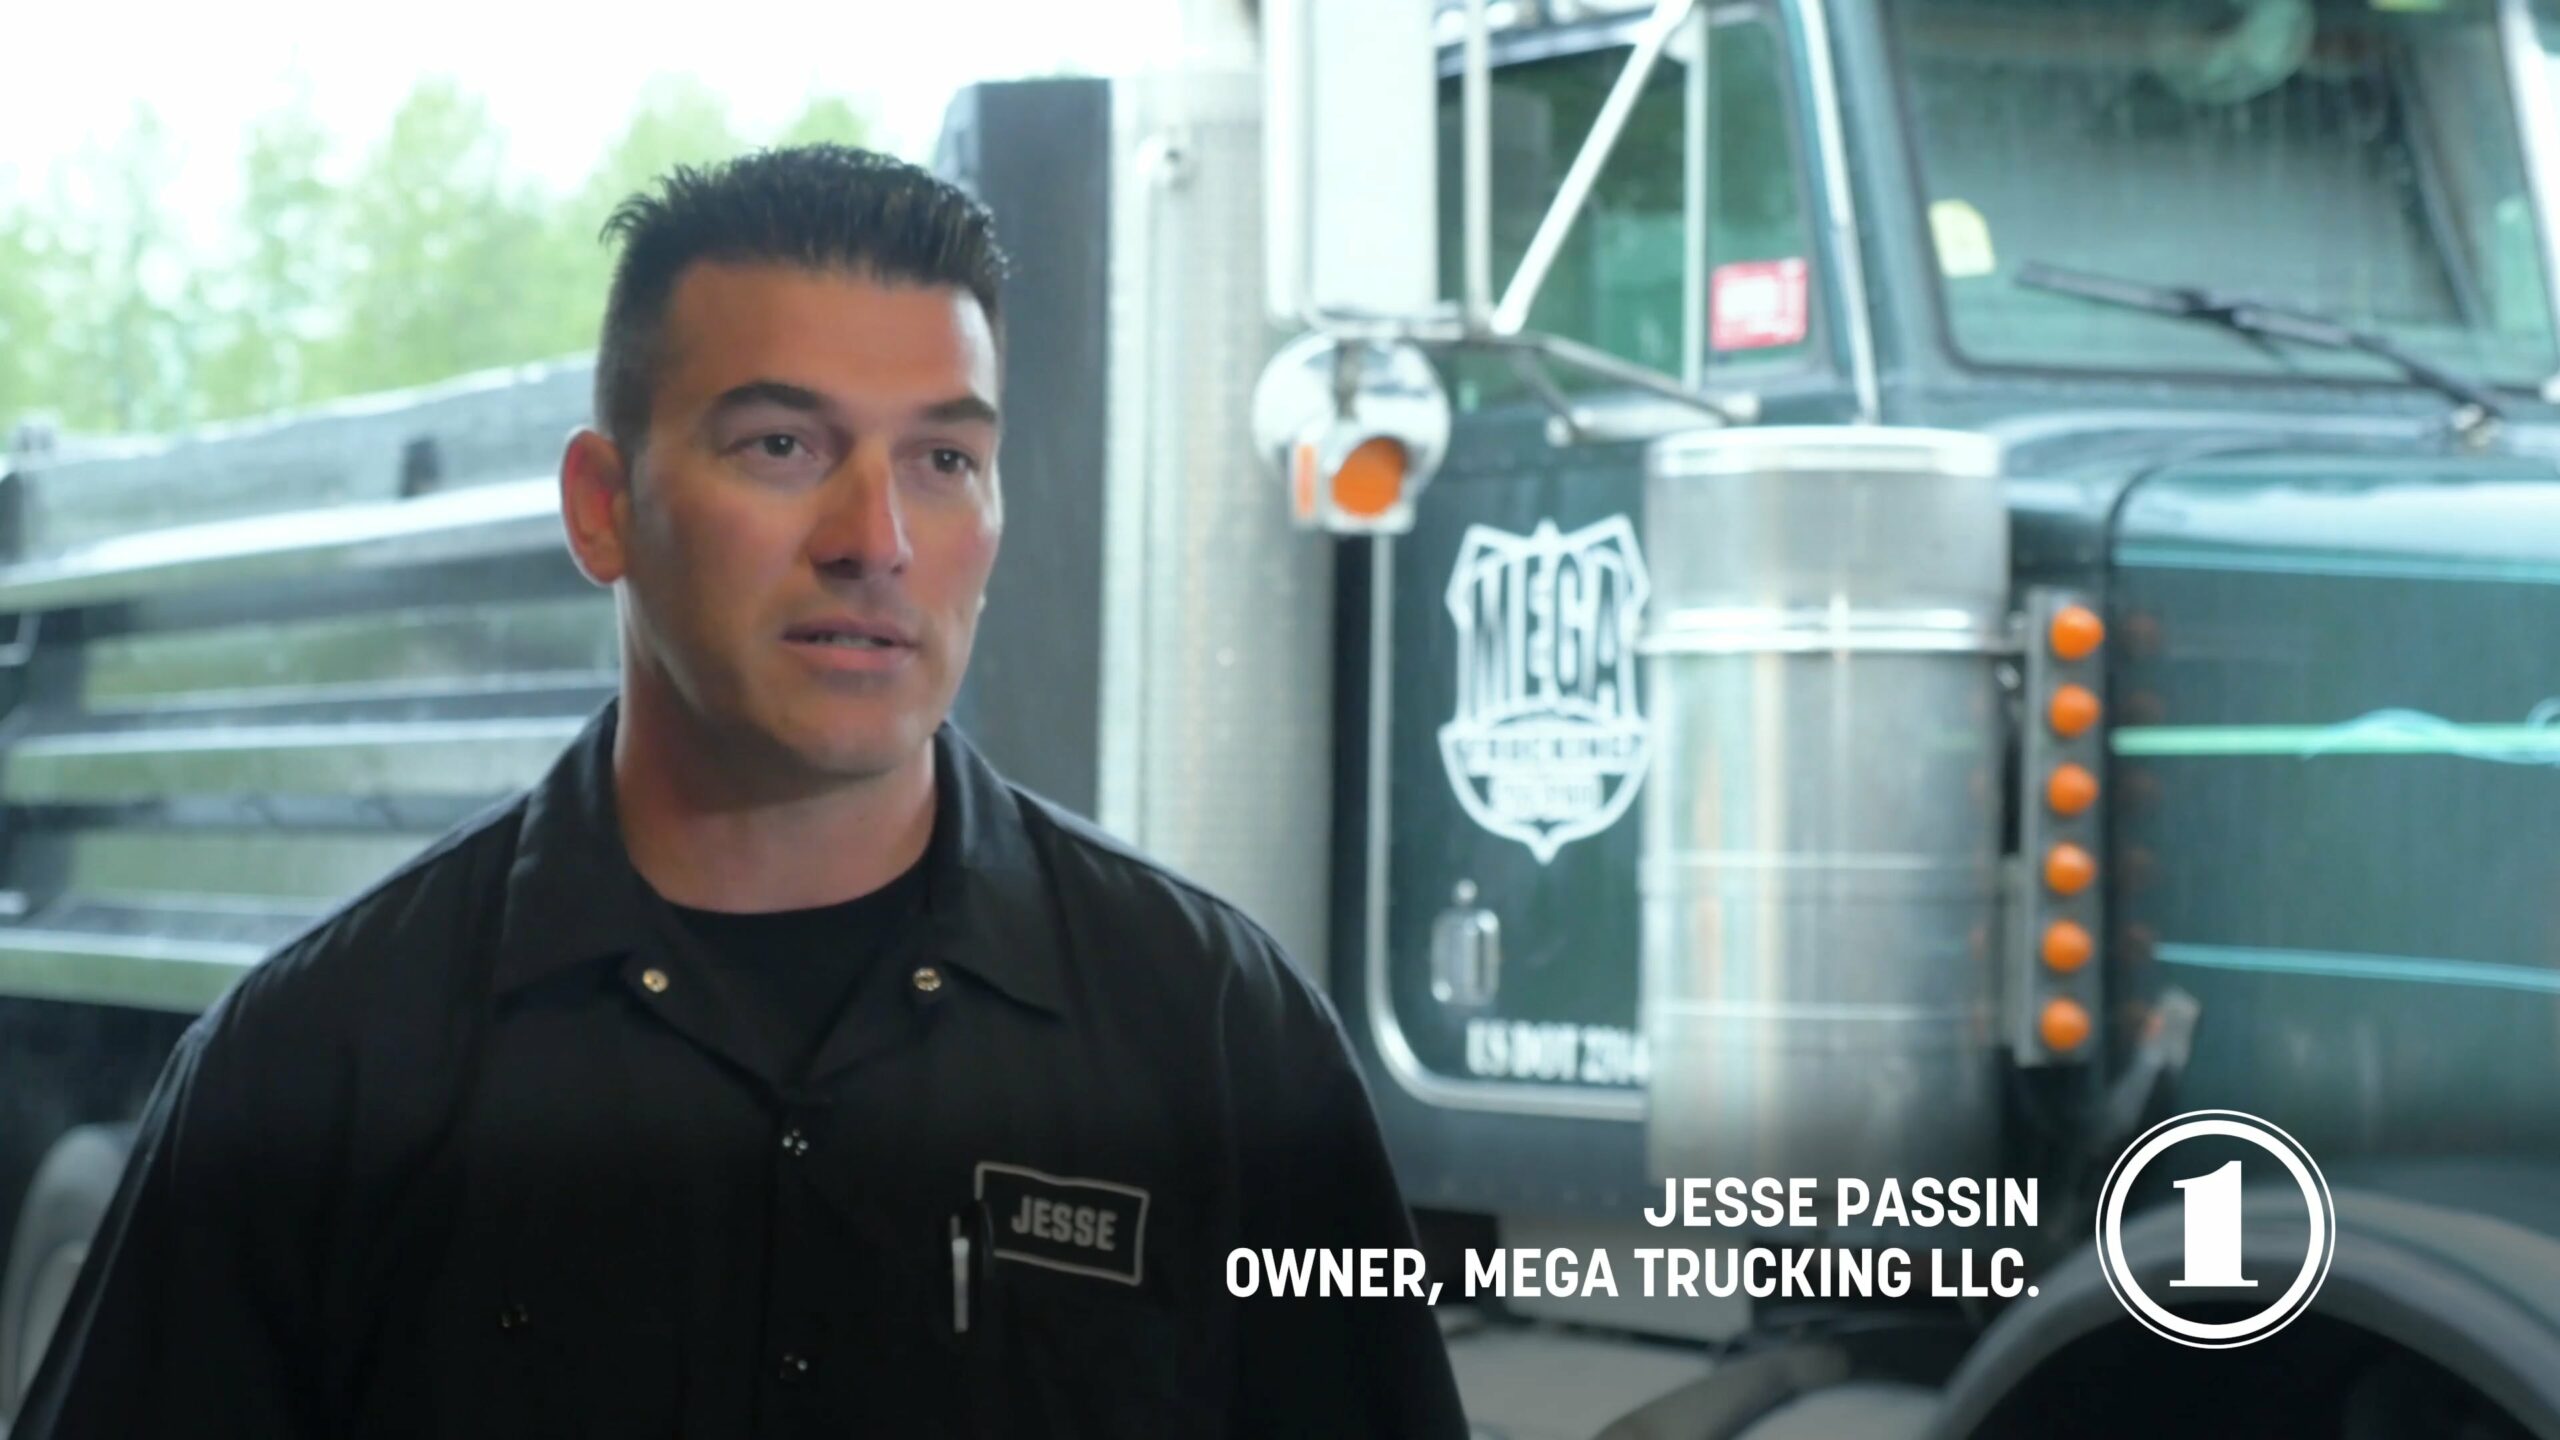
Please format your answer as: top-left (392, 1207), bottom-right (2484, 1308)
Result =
top-left (2093, 1109), bottom-right (2336, 1348)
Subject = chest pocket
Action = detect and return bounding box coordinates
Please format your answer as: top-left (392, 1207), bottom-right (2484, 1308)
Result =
top-left (977, 1261), bottom-right (1205, 1439)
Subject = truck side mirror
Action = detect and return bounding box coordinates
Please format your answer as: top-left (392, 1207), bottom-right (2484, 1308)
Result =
top-left (1261, 0), bottom-right (1441, 324)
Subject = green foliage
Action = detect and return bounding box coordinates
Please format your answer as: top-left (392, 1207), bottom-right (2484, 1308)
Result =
top-left (37, 107), bottom-right (203, 433)
top-left (777, 95), bottom-right (874, 151)
top-left (0, 77), bottom-right (880, 436)
top-left (536, 76), bottom-right (755, 362)
top-left (201, 89), bottom-right (338, 418)
top-left (0, 199), bottom-right (54, 430)
top-left (323, 78), bottom-right (561, 397)
top-left (586, 76), bottom-right (749, 219)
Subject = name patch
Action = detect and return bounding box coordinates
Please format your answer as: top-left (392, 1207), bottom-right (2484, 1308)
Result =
top-left (974, 1162), bottom-right (1150, 1286)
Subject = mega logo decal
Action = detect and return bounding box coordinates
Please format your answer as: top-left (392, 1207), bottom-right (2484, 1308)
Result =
top-left (1438, 516), bottom-right (1651, 863)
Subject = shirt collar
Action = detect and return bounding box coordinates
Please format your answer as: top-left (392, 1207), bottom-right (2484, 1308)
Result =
top-left (492, 700), bottom-right (1066, 1015)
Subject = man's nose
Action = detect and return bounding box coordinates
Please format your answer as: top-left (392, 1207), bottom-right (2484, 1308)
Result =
top-left (810, 454), bottom-right (911, 575)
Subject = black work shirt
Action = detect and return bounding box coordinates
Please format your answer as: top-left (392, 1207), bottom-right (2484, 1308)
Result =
top-left (15, 704), bottom-right (1467, 1439)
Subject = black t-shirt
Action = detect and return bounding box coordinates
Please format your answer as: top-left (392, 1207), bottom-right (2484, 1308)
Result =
top-left (667, 853), bottom-right (929, 1077)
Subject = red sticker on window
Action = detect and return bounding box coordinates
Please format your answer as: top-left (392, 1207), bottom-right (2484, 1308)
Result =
top-left (1711, 259), bottom-right (1810, 351)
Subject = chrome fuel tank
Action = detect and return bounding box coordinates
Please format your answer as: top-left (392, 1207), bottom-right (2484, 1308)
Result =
top-left (1640, 426), bottom-right (2010, 1184)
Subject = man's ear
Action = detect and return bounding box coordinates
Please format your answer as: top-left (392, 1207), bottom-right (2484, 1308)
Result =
top-left (560, 428), bottom-right (632, 586)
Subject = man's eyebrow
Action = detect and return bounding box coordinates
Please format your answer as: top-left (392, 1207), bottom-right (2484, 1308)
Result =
top-left (701, 385), bottom-right (996, 430)
top-left (704, 380), bottom-right (832, 419)
top-left (920, 395), bottom-right (1001, 429)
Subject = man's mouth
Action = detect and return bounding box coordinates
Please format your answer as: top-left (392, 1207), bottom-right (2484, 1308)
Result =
top-left (783, 618), bottom-right (916, 650)
top-left (794, 633), bottom-right (902, 650)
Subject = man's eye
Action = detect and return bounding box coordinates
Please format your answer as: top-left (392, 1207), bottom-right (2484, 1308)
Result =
top-left (929, 448), bottom-right (978, 476)
top-left (754, 434), bottom-right (804, 459)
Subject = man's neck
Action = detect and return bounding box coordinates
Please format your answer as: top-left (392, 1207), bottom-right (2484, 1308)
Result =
top-left (611, 694), bottom-right (937, 914)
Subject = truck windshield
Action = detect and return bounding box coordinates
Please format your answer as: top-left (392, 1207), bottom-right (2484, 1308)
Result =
top-left (1889, 0), bottom-right (2559, 388)
top-left (1435, 13), bottom-right (1817, 409)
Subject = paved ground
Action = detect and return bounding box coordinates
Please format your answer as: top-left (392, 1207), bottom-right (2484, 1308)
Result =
top-left (1442, 1313), bottom-right (1718, 1440)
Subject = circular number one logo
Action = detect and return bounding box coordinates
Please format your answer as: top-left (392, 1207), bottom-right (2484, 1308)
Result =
top-left (2094, 1109), bottom-right (2337, 1348)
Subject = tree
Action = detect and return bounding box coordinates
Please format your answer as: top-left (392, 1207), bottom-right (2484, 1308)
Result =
top-left (0, 197), bottom-right (58, 432)
top-left (41, 106), bottom-right (200, 433)
top-left (1, 78), bottom-right (890, 435)
top-left (324, 77), bottom-right (559, 397)
top-left (583, 75), bottom-right (747, 218)
top-left (199, 89), bottom-right (339, 421)
top-left (524, 75), bottom-right (754, 360)
top-left (776, 95), bottom-right (874, 151)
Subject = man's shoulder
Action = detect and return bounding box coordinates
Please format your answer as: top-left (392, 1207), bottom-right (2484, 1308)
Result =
top-left (119, 797), bottom-right (530, 1181)
top-left (1007, 787), bottom-right (1341, 1032)
top-left (1013, 791), bottom-right (1276, 954)
top-left (205, 794), bottom-right (527, 1039)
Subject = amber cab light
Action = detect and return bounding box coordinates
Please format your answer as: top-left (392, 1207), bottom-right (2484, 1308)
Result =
top-left (2047, 763), bottom-right (2099, 815)
top-left (2049, 684), bottom-right (2101, 738)
top-left (2050, 604), bottom-right (2105, 661)
top-left (2044, 843), bottom-right (2096, 895)
top-left (2042, 920), bottom-right (2094, 973)
top-left (2040, 997), bottom-right (2092, 1052)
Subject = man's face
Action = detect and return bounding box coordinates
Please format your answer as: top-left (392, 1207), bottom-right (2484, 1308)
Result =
top-left (583, 262), bottom-right (1002, 787)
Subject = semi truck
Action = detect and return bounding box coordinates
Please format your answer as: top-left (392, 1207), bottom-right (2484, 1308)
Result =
top-left (7, 0), bottom-right (2560, 1433)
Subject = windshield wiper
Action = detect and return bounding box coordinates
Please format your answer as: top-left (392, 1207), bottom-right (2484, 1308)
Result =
top-left (2014, 260), bottom-right (2504, 444)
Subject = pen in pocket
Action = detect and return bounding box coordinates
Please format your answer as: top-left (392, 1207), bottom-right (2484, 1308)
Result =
top-left (950, 1212), bottom-right (972, 1334)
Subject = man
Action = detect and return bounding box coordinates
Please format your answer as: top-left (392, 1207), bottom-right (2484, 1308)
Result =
top-left (16, 146), bottom-right (1467, 1438)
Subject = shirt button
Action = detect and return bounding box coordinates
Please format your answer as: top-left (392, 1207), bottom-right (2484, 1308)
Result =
top-left (641, 968), bottom-right (671, 994)
top-left (780, 1127), bottom-right (810, 1157)
top-left (777, 1351), bottom-right (813, 1384)
top-left (911, 965), bottom-right (943, 994)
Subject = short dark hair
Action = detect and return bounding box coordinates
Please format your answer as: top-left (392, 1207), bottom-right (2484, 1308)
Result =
top-left (593, 144), bottom-right (1010, 452)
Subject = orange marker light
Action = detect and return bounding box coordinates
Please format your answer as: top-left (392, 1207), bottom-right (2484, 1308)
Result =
top-left (1331, 437), bottom-right (1408, 519)
top-left (2044, 842), bottom-right (2096, 895)
top-left (2041, 919), bottom-right (2093, 973)
top-left (2049, 684), bottom-right (2101, 738)
top-left (1290, 441), bottom-right (1319, 522)
top-left (2050, 604), bottom-right (2105, 661)
top-left (2040, 997), bottom-right (2092, 1053)
top-left (2047, 762), bottom-right (2099, 815)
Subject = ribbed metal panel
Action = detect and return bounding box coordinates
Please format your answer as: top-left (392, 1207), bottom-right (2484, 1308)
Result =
top-left (1100, 70), bottom-right (1336, 978)
top-left (0, 363), bottom-right (610, 1013)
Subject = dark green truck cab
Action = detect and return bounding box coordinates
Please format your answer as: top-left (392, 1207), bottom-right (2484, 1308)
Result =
top-left (1319, 0), bottom-right (2560, 1431)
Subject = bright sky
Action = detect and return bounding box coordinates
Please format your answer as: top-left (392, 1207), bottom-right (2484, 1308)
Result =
top-left (0, 0), bottom-right (1184, 233)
